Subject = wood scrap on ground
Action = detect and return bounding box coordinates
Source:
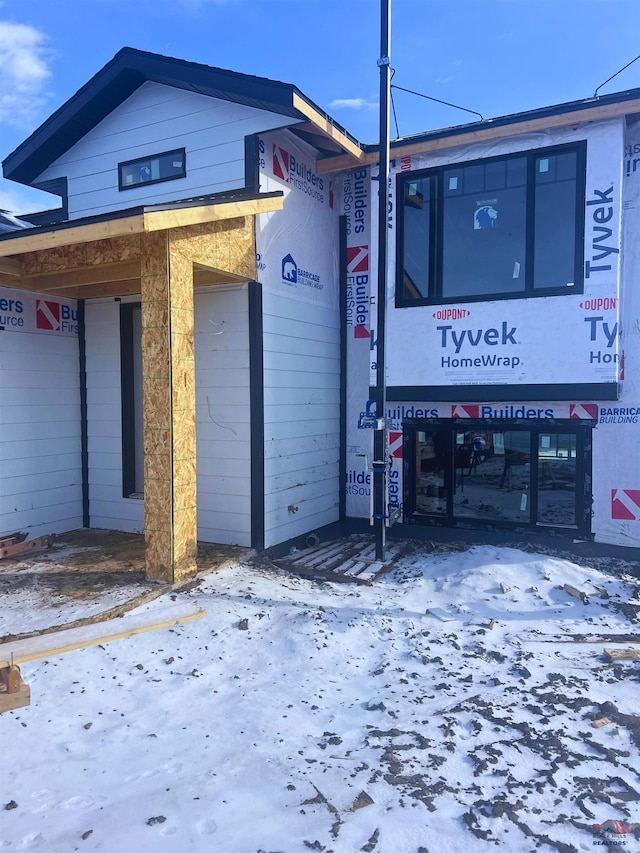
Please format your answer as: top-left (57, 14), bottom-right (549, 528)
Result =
top-left (603, 647), bottom-right (640, 661)
top-left (0, 602), bottom-right (205, 713)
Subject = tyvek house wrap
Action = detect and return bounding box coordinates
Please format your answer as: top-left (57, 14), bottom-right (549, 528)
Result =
top-left (591, 118), bottom-right (640, 546)
top-left (342, 117), bottom-right (640, 548)
top-left (385, 119), bottom-right (623, 390)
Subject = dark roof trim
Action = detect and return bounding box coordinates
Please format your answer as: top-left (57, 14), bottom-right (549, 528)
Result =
top-left (0, 188), bottom-right (283, 245)
top-left (362, 85), bottom-right (640, 154)
top-left (3, 47), bottom-right (358, 186)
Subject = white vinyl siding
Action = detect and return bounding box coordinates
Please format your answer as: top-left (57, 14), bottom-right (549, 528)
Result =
top-left (85, 299), bottom-right (144, 532)
top-left (262, 294), bottom-right (340, 548)
top-left (85, 288), bottom-right (252, 544)
top-left (195, 286), bottom-right (252, 546)
top-left (0, 323), bottom-right (82, 538)
top-left (35, 82), bottom-right (298, 219)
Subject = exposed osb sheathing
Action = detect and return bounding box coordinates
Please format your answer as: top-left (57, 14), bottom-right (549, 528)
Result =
top-left (19, 235), bottom-right (142, 275)
top-left (15, 217), bottom-right (256, 296)
top-left (169, 217), bottom-right (257, 283)
top-left (141, 231), bottom-right (197, 584)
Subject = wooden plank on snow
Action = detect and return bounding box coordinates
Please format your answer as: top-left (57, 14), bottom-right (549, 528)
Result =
top-left (0, 603), bottom-right (205, 668)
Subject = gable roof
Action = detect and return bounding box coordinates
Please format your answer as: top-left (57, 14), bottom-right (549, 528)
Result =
top-left (3, 47), bottom-right (363, 187)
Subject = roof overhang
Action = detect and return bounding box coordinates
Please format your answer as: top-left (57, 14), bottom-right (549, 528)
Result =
top-left (0, 192), bottom-right (284, 299)
top-left (3, 47), bottom-right (365, 187)
top-left (317, 89), bottom-right (640, 174)
top-left (0, 193), bottom-right (283, 258)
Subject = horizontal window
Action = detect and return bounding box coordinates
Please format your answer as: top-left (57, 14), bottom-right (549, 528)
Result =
top-left (118, 148), bottom-right (186, 191)
top-left (397, 143), bottom-right (586, 305)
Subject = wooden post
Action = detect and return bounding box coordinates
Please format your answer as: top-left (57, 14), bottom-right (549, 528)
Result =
top-left (140, 232), bottom-right (197, 583)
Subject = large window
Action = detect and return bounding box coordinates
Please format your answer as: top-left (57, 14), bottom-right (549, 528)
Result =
top-left (398, 143), bottom-right (586, 305)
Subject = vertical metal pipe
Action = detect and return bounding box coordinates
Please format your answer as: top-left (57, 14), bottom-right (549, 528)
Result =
top-left (373, 0), bottom-right (391, 559)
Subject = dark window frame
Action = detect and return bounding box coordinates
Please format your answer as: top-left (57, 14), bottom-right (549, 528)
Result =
top-left (118, 147), bottom-right (186, 191)
top-left (402, 418), bottom-right (593, 536)
top-left (396, 142), bottom-right (587, 307)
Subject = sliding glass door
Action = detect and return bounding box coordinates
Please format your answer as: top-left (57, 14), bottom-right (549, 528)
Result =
top-left (404, 420), bottom-right (592, 535)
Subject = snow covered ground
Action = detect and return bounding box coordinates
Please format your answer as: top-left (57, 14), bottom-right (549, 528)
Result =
top-left (1, 541), bottom-right (639, 852)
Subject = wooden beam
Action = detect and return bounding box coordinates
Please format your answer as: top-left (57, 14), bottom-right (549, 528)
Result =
top-left (292, 93), bottom-right (365, 163)
top-left (0, 603), bottom-right (206, 668)
top-left (0, 215), bottom-right (145, 258)
top-left (317, 150), bottom-right (376, 174)
top-left (0, 257), bottom-right (21, 276)
top-left (294, 124), bottom-right (346, 153)
top-left (143, 194), bottom-right (283, 232)
top-left (19, 261), bottom-right (141, 292)
top-left (193, 266), bottom-right (248, 287)
top-left (51, 279), bottom-right (142, 300)
top-left (317, 98), bottom-right (640, 173)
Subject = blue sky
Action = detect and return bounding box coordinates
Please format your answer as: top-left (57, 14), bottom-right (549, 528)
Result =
top-left (1, 0), bottom-right (639, 213)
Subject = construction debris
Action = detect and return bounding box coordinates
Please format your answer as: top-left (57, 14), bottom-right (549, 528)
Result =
top-left (562, 583), bottom-right (589, 604)
top-left (604, 647), bottom-right (640, 661)
top-left (592, 717), bottom-right (613, 728)
top-left (0, 532), bottom-right (52, 560)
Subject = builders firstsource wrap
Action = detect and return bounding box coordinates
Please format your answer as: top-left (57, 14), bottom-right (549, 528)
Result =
top-left (255, 130), bottom-right (339, 308)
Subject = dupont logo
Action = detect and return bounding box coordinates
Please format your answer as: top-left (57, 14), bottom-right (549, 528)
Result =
top-left (452, 405), bottom-right (480, 418)
top-left (579, 297), bottom-right (618, 311)
top-left (346, 246), bottom-right (369, 274)
top-left (569, 403), bottom-right (598, 420)
top-left (389, 431), bottom-right (403, 458)
top-left (35, 299), bottom-right (60, 331)
top-left (432, 308), bottom-right (471, 321)
top-left (273, 144), bottom-right (289, 183)
top-left (611, 489), bottom-right (640, 520)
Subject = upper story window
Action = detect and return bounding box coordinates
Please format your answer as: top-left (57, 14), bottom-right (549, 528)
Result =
top-left (118, 148), bottom-right (186, 191)
top-left (397, 142), bottom-right (587, 306)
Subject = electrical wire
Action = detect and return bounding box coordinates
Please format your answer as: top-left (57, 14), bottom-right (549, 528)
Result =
top-left (391, 83), bottom-right (484, 122)
top-left (390, 68), bottom-right (400, 138)
top-left (594, 54), bottom-right (640, 97)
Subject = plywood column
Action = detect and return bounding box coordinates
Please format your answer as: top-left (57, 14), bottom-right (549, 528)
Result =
top-left (140, 231), bottom-right (197, 583)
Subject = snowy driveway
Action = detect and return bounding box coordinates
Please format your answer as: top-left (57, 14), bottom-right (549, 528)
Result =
top-left (1, 542), bottom-right (639, 852)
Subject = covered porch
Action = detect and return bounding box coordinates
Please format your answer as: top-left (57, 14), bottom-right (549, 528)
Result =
top-left (0, 193), bottom-right (282, 583)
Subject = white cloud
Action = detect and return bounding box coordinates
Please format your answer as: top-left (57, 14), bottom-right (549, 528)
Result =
top-left (436, 76), bottom-right (453, 84)
top-left (328, 97), bottom-right (378, 112)
top-left (0, 21), bottom-right (53, 128)
top-left (0, 179), bottom-right (58, 215)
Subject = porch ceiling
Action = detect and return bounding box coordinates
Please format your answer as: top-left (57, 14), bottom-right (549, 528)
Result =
top-left (0, 193), bottom-right (282, 299)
